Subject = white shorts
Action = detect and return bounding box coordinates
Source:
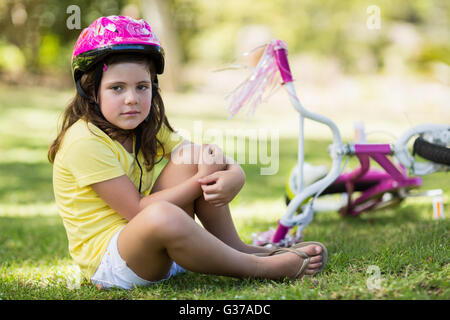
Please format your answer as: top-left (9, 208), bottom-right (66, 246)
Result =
top-left (91, 226), bottom-right (187, 290)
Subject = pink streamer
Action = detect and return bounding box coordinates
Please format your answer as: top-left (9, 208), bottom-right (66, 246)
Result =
top-left (225, 39), bottom-right (288, 119)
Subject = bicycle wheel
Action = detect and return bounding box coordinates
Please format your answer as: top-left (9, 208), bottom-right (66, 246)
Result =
top-left (413, 136), bottom-right (450, 166)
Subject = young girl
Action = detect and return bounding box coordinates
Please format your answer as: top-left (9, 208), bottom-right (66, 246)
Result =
top-left (49, 15), bottom-right (328, 290)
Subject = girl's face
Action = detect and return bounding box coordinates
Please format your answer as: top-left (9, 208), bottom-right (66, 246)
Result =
top-left (98, 62), bottom-right (152, 130)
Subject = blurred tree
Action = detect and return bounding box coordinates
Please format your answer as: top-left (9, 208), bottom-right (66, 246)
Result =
top-left (141, 0), bottom-right (182, 91)
top-left (166, 0), bottom-right (449, 73)
top-left (0, 0), bottom-right (448, 83)
top-left (0, 0), bottom-right (128, 76)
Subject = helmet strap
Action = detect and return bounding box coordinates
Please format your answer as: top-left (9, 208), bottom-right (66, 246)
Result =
top-left (75, 78), bottom-right (90, 100)
top-left (92, 63), bottom-right (104, 114)
top-left (75, 64), bottom-right (104, 115)
top-left (145, 76), bottom-right (159, 123)
top-left (134, 125), bottom-right (143, 193)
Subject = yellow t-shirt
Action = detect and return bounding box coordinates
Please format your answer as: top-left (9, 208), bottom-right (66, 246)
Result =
top-left (52, 119), bottom-right (184, 279)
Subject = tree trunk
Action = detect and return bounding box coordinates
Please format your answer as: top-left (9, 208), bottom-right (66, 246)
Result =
top-left (140, 0), bottom-right (181, 92)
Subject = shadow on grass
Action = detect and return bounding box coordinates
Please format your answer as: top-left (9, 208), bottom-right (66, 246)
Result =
top-left (0, 162), bottom-right (54, 204)
top-left (0, 85), bottom-right (69, 114)
top-left (0, 216), bottom-right (68, 264)
top-left (0, 134), bottom-right (52, 150)
top-left (0, 271), bottom-right (288, 300)
top-left (317, 204), bottom-right (426, 226)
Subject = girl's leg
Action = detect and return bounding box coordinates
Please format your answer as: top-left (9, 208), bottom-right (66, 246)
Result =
top-left (150, 159), bottom-right (197, 218)
top-left (194, 197), bottom-right (271, 254)
top-left (151, 158), bottom-right (271, 254)
top-left (117, 200), bottom-right (324, 281)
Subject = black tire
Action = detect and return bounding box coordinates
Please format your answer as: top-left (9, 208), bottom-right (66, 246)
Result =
top-left (320, 180), bottom-right (379, 195)
top-left (284, 179), bottom-right (378, 207)
top-left (285, 180), bottom-right (379, 206)
top-left (413, 137), bottom-right (450, 166)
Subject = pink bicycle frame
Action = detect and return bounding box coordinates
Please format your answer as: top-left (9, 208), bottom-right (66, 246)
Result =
top-left (336, 144), bottom-right (422, 216)
top-left (270, 45), bottom-right (423, 243)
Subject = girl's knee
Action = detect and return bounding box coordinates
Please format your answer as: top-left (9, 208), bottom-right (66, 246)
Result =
top-left (139, 201), bottom-right (189, 238)
top-left (170, 144), bottom-right (200, 170)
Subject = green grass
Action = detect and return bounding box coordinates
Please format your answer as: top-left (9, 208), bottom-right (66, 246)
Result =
top-left (0, 84), bottom-right (449, 300)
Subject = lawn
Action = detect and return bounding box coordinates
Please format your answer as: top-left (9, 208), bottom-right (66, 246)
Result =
top-left (0, 84), bottom-right (448, 300)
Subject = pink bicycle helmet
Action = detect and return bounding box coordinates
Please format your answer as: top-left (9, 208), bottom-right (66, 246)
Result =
top-left (72, 15), bottom-right (164, 83)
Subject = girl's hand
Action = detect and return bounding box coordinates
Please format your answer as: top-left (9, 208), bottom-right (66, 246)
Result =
top-left (197, 144), bottom-right (227, 177)
top-left (197, 167), bottom-right (245, 207)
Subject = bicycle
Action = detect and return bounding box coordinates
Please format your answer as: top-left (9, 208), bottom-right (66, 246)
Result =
top-left (224, 39), bottom-right (450, 247)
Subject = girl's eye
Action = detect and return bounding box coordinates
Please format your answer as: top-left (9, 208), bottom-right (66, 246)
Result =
top-left (111, 86), bottom-right (122, 92)
top-left (138, 85), bottom-right (149, 91)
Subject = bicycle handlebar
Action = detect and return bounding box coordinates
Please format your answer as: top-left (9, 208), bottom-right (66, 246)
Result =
top-left (394, 123), bottom-right (450, 175)
top-left (274, 46), bottom-right (293, 84)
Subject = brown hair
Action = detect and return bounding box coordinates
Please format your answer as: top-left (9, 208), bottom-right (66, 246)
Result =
top-left (48, 53), bottom-right (176, 171)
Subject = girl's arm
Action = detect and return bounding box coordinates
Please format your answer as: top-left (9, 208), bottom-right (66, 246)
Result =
top-left (91, 142), bottom-right (226, 221)
top-left (91, 173), bottom-right (204, 221)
